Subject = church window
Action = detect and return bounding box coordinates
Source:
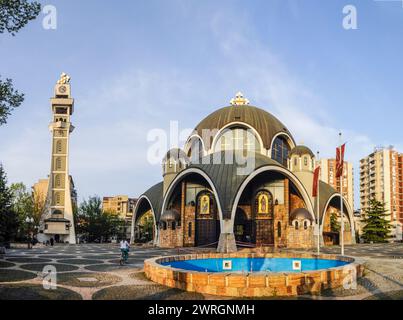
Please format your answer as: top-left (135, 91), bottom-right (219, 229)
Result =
top-left (277, 221), bottom-right (281, 238)
top-left (271, 136), bottom-right (290, 166)
top-left (304, 157), bottom-right (308, 166)
top-left (304, 220), bottom-right (308, 230)
top-left (294, 221), bottom-right (299, 230)
top-left (188, 137), bottom-right (203, 163)
top-left (215, 127), bottom-right (260, 153)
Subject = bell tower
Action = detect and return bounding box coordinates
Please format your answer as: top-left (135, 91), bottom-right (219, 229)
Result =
top-left (39, 73), bottom-right (76, 244)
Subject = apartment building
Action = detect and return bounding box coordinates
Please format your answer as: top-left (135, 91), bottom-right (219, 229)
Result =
top-left (360, 146), bottom-right (403, 240)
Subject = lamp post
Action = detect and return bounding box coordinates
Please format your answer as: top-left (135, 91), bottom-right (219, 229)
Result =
top-left (25, 216), bottom-right (34, 249)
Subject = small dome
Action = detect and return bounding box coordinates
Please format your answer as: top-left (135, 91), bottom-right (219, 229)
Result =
top-left (162, 148), bottom-right (189, 164)
top-left (289, 208), bottom-right (313, 223)
top-left (160, 209), bottom-right (180, 222)
top-left (289, 145), bottom-right (315, 158)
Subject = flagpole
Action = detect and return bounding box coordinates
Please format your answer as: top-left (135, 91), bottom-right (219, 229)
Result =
top-left (316, 151), bottom-right (320, 255)
top-left (339, 132), bottom-right (345, 256)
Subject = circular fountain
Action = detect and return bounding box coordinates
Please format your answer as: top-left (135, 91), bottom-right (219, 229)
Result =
top-left (144, 251), bottom-right (364, 297)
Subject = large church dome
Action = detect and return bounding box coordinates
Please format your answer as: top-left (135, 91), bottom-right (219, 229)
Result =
top-left (186, 92), bottom-right (295, 163)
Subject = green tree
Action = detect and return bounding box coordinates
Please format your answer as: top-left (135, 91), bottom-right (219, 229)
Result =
top-left (76, 196), bottom-right (124, 242)
top-left (0, 0), bottom-right (41, 35)
top-left (0, 164), bottom-right (19, 245)
top-left (0, 77), bottom-right (24, 125)
top-left (10, 182), bottom-right (35, 239)
top-left (0, 0), bottom-right (41, 125)
top-left (361, 198), bottom-right (392, 243)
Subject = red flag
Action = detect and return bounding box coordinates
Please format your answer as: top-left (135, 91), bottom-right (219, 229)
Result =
top-left (336, 143), bottom-right (346, 178)
top-left (312, 166), bottom-right (320, 197)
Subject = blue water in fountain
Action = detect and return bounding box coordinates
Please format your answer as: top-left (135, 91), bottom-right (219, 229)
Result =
top-left (161, 257), bottom-right (349, 273)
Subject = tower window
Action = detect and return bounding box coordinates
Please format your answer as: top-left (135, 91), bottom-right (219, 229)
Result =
top-left (56, 193), bottom-right (61, 205)
top-left (55, 175), bottom-right (61, 187)
top-left (277, 221), bottom-right (281, 238)
top-left (55, 107), bottom-right (67, 114)
top-left (56, 141), bottom-right (63, 153)
top-left (304, 157), bottom-right (308, 166)
top-left (55, 158), bottom-right (62, 170)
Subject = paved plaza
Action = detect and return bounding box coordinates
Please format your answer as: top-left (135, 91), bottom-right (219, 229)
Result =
top-left (0, 243), bottom-right (402, 300)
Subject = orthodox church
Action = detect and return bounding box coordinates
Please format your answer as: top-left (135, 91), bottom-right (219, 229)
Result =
top-left (131, 93), bottom-right (355, 252)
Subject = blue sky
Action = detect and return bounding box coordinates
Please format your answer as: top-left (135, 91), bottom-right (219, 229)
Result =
top-left (1, 0), bottom-right (403, 209)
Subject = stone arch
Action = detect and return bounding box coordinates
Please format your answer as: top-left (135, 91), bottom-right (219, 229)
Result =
top-left (161, 168), bottom-right (222, 247)
top-left (131, 195), bottom-right (158, 245)
top-left (320, 193), bottom-right (355, 245)
top-left (161, 168), bottom-right (224, 229)
top-left (231, 165), bottom-right (314, 226)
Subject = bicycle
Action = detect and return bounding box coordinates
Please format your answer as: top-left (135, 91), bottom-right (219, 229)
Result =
top-left (119, 248), bottom-right (129, 265)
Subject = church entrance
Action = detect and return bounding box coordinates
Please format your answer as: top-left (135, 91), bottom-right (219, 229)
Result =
top-left (234, 208), bottom-right (253, 243)
top-left (195, 191), bottom-right (219, 246)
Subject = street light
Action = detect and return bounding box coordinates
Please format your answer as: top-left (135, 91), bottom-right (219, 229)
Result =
top-left (25, 216), bottom-right (34, 249)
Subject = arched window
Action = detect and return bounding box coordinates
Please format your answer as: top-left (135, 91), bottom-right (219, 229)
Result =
top-left (56, 140), bottom-right (62, 153)
top-left (304, 220), bottom-right (308, 230)
top-left (214, 127), bottom-right (261, 153)
top-left (277, 221), bottom-right (281, 238)
top-left (188, 137), bottom-right (203, 163)
top-left (55, 193), bottom-right (61, 205)
top-left (55, 175), bottom-right (61, 187)
top-left (55, 158), bottom-right (62, 170)
top-left (304, 157), bottom-right (308, 166)
top-left (294, 220), bottom-right (299, 230)
top-left (294, 157), bottom-right (297, 166)
top-left (271, 136), bottom-right (290, 166)
top-left (171, 221), bottom-right (176, 230)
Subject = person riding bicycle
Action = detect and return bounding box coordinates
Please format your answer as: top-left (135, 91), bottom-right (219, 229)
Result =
top-left (120, 239), bottom-right (130, 262)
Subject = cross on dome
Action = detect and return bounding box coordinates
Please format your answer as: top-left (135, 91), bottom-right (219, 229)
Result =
top-left (230, 91), bottom-right (250, 106)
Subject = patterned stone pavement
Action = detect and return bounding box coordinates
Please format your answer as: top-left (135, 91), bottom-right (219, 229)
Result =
top-left (0, 243), bottom-right (402, 300)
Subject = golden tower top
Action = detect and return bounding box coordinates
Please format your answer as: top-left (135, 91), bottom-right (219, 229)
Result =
top-left (230, 91), bottom-right (250, 106)
top-left (57, 72), bottom-right (71, 85)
